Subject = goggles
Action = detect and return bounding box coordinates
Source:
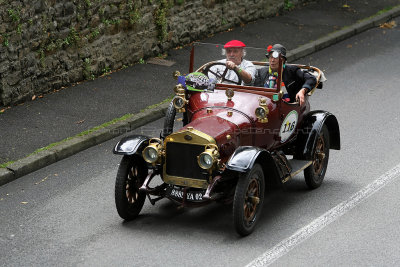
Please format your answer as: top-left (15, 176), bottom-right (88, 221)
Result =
top-left (266, 51), bottom-right (280, 59)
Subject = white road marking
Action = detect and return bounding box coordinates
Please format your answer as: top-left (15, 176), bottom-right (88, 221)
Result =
top-left (246, 163), bottom-right (400, 267)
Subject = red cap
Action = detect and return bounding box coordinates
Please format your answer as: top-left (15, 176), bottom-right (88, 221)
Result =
top-left (224, 40), bottom-right (246, 48)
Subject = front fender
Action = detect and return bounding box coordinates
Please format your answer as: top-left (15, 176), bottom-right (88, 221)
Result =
top-left (296, 110), bottom-right (340, 159)
top-left (226, 146), bottom-right (264, 173)
top-left (226, 146), bottom-right (281, 186)
top-left (113, 135), bottom-right (150, 155)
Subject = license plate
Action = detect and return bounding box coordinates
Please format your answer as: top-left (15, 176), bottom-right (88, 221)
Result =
top-left (167, 186), bottom-right (204, 202)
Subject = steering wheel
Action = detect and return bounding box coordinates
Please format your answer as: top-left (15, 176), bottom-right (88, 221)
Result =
top-left (203, 62), bottom-right (242, 85)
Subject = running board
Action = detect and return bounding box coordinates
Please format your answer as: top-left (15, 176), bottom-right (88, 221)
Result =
top-left (282, 159), bottom-right (312, 183)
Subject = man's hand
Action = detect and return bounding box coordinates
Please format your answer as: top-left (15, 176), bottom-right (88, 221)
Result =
top-left (296, 88), bottom-right (307, 106)
top-left (226, 60), bottom-right (236, 70)
top-left (225, 60), bottom-right (252, 84)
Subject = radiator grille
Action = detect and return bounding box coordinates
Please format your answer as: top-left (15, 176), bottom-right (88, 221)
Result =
top-left (165, 142), bottom-right (207, 180)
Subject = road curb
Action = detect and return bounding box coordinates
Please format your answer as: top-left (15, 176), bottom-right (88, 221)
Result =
top-left (1, 8), bottom-right (399, 186)
top-left (0, 102), bottom-right (170, 186)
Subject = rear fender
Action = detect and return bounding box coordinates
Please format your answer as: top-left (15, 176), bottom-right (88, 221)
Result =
top-left (296, 110), bottom-right (340, 159)
top-left (113, 135), bottom-right (150, 155)
top-left (226, 146), bottom-right (281, 185)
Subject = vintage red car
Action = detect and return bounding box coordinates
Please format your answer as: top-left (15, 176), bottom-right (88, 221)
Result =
top-left (113, 43), bottom-right (340, 236)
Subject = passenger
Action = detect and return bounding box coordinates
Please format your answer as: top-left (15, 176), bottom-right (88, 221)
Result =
top-left (211, 40), bottom-right (256, 85)
top-left (255, 44), bottom-right (316, 106)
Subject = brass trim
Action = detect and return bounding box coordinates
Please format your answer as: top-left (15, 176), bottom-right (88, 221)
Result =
top-left (142, 138), bottom-right (163, 164)
top-left (163, 176), bottom-right (209, 189)
top-left (225, 88), bottom-right (234, 101)
top-left (255, 97), bottom-right (270, 123)
top-left (174, 84), bottom-right (184, 93)
top-left (164, 128), bottom-right (216, 145)
top-left (163, 128), bottom-right (217, 189)
top-left (173, 71), bottom-right (181, 80)
top-left (197, 144), bottom-right (220, 170)
top-left (173, 85), bottom-right (188, 113)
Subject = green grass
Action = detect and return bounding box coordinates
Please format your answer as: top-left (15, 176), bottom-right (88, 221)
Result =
top-left (358, 5), bottom-right (399, 22)
top-left (140, 95), bottom-right (173, 112)
top-left (0, 161), bottom-right (14, 168)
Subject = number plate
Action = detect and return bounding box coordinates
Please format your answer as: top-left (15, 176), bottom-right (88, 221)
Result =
top-left (166, 186), bottom-right (205, 202)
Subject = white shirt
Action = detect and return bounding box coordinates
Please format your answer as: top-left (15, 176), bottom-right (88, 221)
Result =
top-left (209, 59), bottom-right (256, 85)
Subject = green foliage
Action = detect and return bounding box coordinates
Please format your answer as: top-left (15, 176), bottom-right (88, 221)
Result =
top-left (284, 0), bottom-right (294, 11)
top-left (65, 27), bottom-right (80, 46)
top-left (102, 18), bottom-right (121, 26)
top-left (0, 161), bottom-right (15, 168)
top-left (140, 95), bottom-right (174, 112)
top-left (8, 8), bottom-right (23, 34)
top-left (46, 41), bottom-right (57, 52)
top-left (2, 34), bottom-right (9, 47)
top-left (8, 9), bottom-right (20, 23)
top-left (90, 27), bottom-right (100, 40)
top-left (102, 66), bottom-right (111, 74)
top-left (83, 58), bottom-right (94, 80)
top-left (154, 0), bottom-right (169, 41)
top-left (99, 6), bottom-right (105, 16)
top-left (38, 48), bottom-right (45, 67)
top-left (126, 0), bottom-right (142, 25)
top-left (129, 9), bottom-right (141, 25)
top-left (17, 24), bottom-right (22, 34)
top-left (376, 6), bottom-right (394, 16)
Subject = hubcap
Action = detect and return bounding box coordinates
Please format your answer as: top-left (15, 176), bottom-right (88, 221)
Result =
top-left (126, 166), bottom-right (139, 204)
top-left (313, 133), bottom-right (326, 175)
top-left (244, 177), bottom-right (260, 224)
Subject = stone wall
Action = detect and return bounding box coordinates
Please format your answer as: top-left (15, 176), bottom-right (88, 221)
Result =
top-left (0, 0), bottom-right (304, 106)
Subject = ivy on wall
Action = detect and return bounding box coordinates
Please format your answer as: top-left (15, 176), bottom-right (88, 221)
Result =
top-left (154, 0), bottom-right (170, 41)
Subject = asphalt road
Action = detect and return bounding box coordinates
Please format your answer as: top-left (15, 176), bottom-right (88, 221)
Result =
top-left (1, 17), bottom-right (400, 266)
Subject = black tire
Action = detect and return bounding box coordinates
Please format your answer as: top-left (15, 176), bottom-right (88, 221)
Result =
top-left (161, 101), bottom-right (176, 139)
top-left (115, 155), bottom-right (148, 220)
top-left (233, 164), bottom-right (265, 236)
top-left (304, 124), bottom-right (330, 189)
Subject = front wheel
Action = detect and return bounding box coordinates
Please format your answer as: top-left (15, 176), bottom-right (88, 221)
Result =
top-left (233, 164), bottom-right (265, 236)
top-left (304, 124), bottom-right (330, 189)
top-left (115, 155), bottom-right (148, 220)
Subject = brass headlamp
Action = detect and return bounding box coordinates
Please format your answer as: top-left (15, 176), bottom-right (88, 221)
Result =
top-left (173, 84), bottom-right (188, 113)
top-left (255, 97), bottom-right (269, 123)
top-left (142, 138), bottom-right (163, 164)
top-left (197, 144), bottom-right (220, 170)
top-left (225, 88), bottom-right (234, 101)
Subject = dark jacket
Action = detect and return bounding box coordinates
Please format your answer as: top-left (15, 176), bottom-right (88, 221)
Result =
top-left (254, 65), bottom-right (317, 102)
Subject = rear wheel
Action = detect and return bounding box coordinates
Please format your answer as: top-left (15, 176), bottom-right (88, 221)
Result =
top-left (233, 164), bottom-right (265, 236)
top-left (304, 125), bottom-right (330, 189)
top-left (115, 155), bottom-right (148, 220)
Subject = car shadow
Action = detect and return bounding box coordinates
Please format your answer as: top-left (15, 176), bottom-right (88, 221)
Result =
top-left (119, 175), bottom-right (351, 239)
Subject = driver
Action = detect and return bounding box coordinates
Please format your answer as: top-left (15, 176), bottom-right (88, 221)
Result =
top-left (210, 40), bottom-right (256, 85)
top-left (254, 44), bottom-right (316, 106)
